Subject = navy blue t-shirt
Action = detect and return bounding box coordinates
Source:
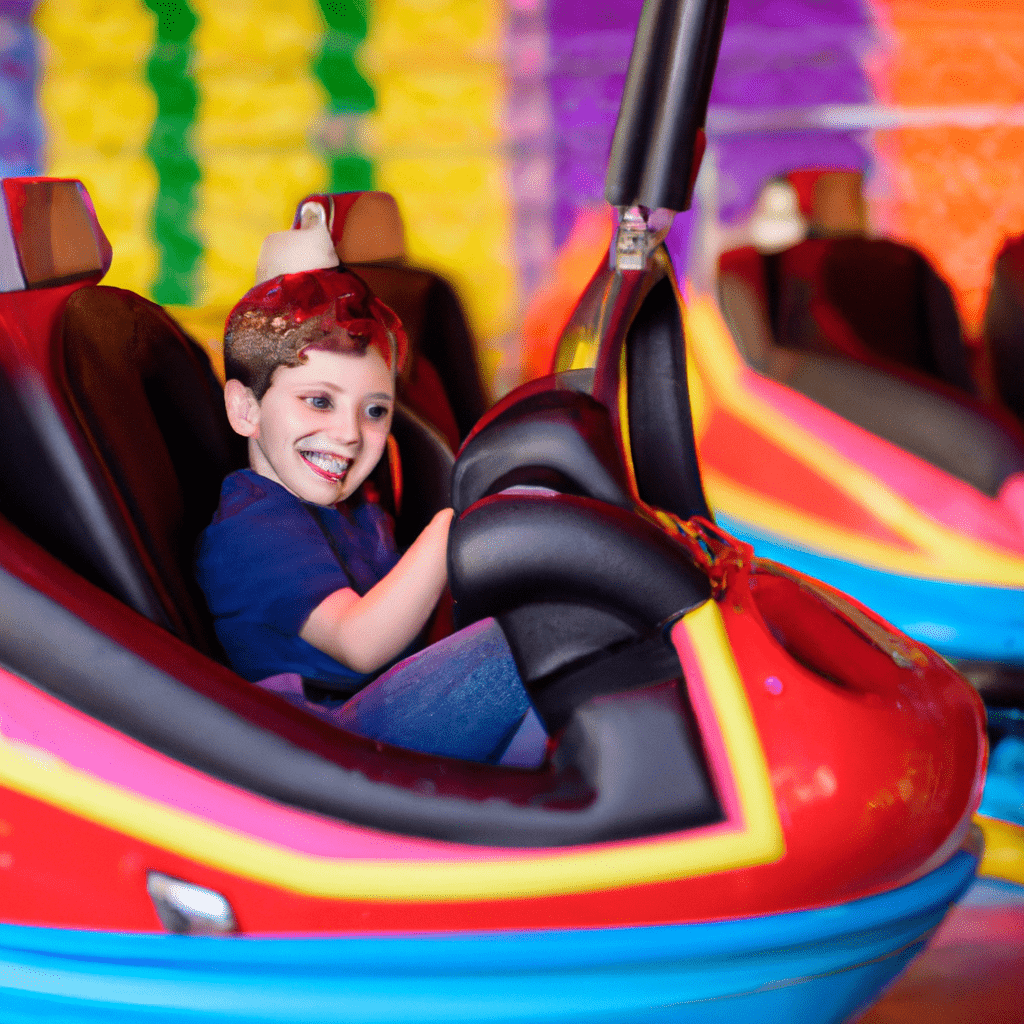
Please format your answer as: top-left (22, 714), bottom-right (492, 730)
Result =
top-left (195, 469), bottom-right (401, 691)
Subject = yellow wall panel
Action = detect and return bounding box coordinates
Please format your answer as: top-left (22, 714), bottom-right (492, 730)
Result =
top-left (366, 0), bottom-right (502, 59)
top-left (191, 0), bottom-right (328, 313)
top-left (194, 152), bottom-right (328, 310)
top-left (40, 76), bottom-right (156, 155)
top-left (197, 79), bottom-right (327, 152)
top-left (36, 0), bottom-right (156, 73)
top-left (366, 0), bottom-right (515, 364)
top-left (368, 71), bottom-right (504, 150)
top-left (36, 0), bottom-right (160, 296)
top-left (191, 0), bottom-right (324, 67)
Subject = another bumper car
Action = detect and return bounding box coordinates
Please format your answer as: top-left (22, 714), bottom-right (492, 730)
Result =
top-left (559, 225), bottom-right (1024, 835)
top-left (695, 232), bottom-right (1024, 679)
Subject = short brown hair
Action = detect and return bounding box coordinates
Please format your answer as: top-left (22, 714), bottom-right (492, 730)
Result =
top-left (224, 267), bottom-right (407, 399)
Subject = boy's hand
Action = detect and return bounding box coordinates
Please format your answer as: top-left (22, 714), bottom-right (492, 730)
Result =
top-left (429, 506), bottom-right (454, 543)
top-left (299, 507), bottom-right (454, 675)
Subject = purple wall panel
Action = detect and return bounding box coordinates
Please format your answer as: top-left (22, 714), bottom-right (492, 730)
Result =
top-left (0, 0), bottom-right (41, 177)
top-left (711, 0), bottom-right (875, 222)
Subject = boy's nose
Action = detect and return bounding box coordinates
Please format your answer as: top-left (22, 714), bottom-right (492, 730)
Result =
top-left (329, 404), bottom-right (361, 445)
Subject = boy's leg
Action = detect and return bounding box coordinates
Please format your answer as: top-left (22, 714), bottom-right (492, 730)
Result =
top-left (332, 618), bottom-right (547, 765)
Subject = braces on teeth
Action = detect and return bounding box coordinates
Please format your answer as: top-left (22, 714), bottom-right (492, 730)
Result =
top-left (302, 451), bottom-right (351, 474)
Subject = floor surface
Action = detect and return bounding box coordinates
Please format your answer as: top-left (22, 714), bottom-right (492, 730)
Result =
top-left (856, 879), bottom-right (1024, 1024)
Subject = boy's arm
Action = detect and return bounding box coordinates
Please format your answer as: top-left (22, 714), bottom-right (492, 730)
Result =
top-left (299, 508), bottom-right (454, 675)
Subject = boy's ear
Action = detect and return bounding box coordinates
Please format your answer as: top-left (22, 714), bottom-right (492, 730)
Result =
top-left (224, 379), bottom-right (260, 438)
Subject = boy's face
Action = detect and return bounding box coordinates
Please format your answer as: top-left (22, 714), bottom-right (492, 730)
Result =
top-left (229, 347), bottom-right (395, 506)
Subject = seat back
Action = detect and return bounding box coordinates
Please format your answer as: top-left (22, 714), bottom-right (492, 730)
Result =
top-left (0, 180), bottom-right (237, 651)
top-left (295, 192), bottom-right (489, 447)
top-left (985, 234), bottom-right (1024, 423)
top-left (59, 284), bottom-right (247, 653)
top-left (718, 237), bottom-right (975, 394)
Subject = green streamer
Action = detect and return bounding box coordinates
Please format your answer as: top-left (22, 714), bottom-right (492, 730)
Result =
top-left (143, 0), bottom-right (202, 305)
top-left (316, 0), bottom-right (374, 192)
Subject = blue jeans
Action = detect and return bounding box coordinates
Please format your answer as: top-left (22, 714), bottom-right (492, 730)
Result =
top-left (255, 618), bottom-right (546, 766)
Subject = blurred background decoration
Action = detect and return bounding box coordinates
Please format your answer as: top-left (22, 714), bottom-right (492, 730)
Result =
top-left (10, 0), bottom-right (1024, 395)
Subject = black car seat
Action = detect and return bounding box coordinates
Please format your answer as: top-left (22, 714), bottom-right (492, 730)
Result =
top-left (0, 178), bottom-right (232, 655)
top-left (294, 191), bottom-right (489, 449)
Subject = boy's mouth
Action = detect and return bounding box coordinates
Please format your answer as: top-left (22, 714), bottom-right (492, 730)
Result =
top-left (300, 450), bottom-right (353, 482)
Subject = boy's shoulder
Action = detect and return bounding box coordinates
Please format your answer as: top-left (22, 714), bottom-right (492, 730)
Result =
top-left (211, 469), bottom-right (300, 526)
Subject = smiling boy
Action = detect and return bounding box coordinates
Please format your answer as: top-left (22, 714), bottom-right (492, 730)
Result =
top-left (197, 267), bottom-right (452, 692)
top-left (196, 265), bottom-right (543, 764)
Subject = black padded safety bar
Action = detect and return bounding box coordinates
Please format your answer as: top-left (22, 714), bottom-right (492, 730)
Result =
top-left (626, 275), bottom-right (713, 521)
top-left (605, 0), bottom-right (728, 212)
top-left (449, 493), bottom-right (710, 628)
top-left (450, 389), bottom-right (634, 515)
top-left (0, 555), bottom-right (723, 846)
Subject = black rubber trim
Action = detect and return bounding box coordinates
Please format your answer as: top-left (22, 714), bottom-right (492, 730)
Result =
top-left (787, 354), bottom-right (1024, 497)
top-left (528, 632), bottom-right (687, 733)
top-left (0, 558), bottom-right (721, 847)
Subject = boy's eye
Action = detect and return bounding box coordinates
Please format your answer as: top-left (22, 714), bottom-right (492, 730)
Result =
top-left (304, 395), bottom-right (332, 411)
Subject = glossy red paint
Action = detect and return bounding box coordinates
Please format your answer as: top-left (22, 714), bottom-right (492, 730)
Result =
top-left (0, 554), bottom-right (984, 934)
